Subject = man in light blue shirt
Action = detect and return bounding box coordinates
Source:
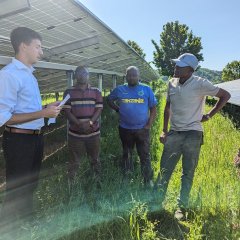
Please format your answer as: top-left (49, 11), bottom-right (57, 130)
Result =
top-left (0, 27), bottom-right (60, 223)
top-left (107, 66), bottom-right (157, 187)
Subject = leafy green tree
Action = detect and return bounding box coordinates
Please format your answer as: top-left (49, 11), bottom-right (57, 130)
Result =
top-left (127, 40), bottom-right (146, 59)
top-left (151, 78), bottom-right (167, 93)
top-left (222, 60), bottom-right (240, 81)
top-left (152, 21), bottom-right (203, 76)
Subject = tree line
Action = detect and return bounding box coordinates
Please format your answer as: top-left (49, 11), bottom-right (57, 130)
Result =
top-left (127, 21), bottom-right (240, 82)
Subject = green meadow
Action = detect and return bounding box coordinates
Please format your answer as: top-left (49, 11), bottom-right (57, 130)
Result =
top-left (0, 92), bottom-right (239, 240)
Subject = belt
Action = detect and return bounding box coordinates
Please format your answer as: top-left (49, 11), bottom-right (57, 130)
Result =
top-left (5, 126), bottom-right (42, 135)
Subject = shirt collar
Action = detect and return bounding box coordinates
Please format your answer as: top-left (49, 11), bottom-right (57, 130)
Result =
top-left (178, 75), bottom-right (194, 86)
top-left (12, 58), bottom-right (35, 73)
top-left (127, 82), bottom-right (140, 88)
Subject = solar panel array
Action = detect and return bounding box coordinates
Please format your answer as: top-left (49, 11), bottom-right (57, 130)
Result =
top-left (216, 79), bottom-right (240, 106)
top-left (0, 0), bottom-right (159, 93)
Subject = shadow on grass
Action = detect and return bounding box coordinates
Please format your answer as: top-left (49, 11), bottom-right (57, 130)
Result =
top-left (149, 210), bottom-right (189, 240)
top-left (54, 209), bottom-right (190, 240)
top-left (200, 210), bottom-right (240, 240)
top-left (57, 217), bottom-right (131, 240)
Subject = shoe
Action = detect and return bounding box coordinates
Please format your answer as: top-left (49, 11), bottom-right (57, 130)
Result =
top-left (174, 208), bottom-right (186, 221)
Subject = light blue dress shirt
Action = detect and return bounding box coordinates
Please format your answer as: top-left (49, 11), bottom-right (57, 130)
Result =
top-left (0, 58), bottom-right (44, 129)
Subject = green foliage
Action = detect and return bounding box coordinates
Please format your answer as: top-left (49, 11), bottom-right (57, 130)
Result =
top-left (222, 60), bottom-right (240, 81)
top-left (41, 92), bottom-right (63, 104)
top-left (154, 99), bottom-right (240, 239)
top-left (196, 68), bottom-right (222, 83)
top-left (127, 40), bottom-right (146, 59)
top-left (129, 199), bottom-right (160, 240)
top-left (152, 21), bottom-right (203, 76)
top-left (151, 79), bottom-right (168, 95)
top-left (1, 94), bottom-right (240, 239)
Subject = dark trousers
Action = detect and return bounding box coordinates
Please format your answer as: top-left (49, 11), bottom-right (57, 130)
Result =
top-left (67, 135), bottom-right (101, 181)
top-left (118, 126), bottom-right (153, 182)
top-left (1, 131), bottom-right (43, 220)
top-left (158, 130), bottom-right (203, 208)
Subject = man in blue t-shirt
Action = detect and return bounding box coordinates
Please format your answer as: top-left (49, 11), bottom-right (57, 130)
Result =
top-left (107, 66), bottom-right (157, 186)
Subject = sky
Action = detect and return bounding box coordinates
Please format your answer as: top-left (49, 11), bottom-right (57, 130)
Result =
top-left (79, 0), bottom-right (240, 71)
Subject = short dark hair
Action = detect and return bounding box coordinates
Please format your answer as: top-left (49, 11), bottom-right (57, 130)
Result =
top-left (74, 66), bottom-right (89, 80)
top-left (10, 27), bottom-right (42, 54)
top-left (126, 66), bottom-right (140, 75)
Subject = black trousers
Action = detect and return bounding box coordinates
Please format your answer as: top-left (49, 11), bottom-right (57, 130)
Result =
top-left (1, 131), bottom-right (43, 220)
top-left (118, 126), bottom-right (153, 182)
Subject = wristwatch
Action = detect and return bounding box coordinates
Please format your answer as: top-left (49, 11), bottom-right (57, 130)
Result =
top-left (89, 120), bottom-right (94, 126)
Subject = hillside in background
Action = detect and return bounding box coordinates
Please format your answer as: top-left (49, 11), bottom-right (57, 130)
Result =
top-left (159, 68), bottom-right (222, 83)
top-left (196, 68), bottom-right (222, 83)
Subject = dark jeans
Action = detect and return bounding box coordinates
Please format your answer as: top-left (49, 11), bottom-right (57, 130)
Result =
top-left (1, 131), bottom-right (43, 220)
top-left (118, 126), bottom-right (153, 182)
top-left (158, 130), bottom-right (203, 208)
top-left (67, 135), bottom-right (101, 181)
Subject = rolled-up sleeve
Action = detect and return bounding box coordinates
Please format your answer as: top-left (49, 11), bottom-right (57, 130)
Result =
top-left (0, 71), bottom-right (19, 126)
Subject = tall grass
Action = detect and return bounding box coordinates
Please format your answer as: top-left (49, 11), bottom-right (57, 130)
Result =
top-left (153, 98), bottom-right (240, 239)
top-left (0, 95), bottom-right (239, 240)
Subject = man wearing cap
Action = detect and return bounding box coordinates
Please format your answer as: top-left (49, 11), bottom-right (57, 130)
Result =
top-left (156, 53), bottom-right (231, 220)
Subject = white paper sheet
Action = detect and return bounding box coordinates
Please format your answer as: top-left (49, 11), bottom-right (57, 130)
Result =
top-left (47, 94), bottom-right (70, 125)
top-left (59, 94), bottom-right (70, 107)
